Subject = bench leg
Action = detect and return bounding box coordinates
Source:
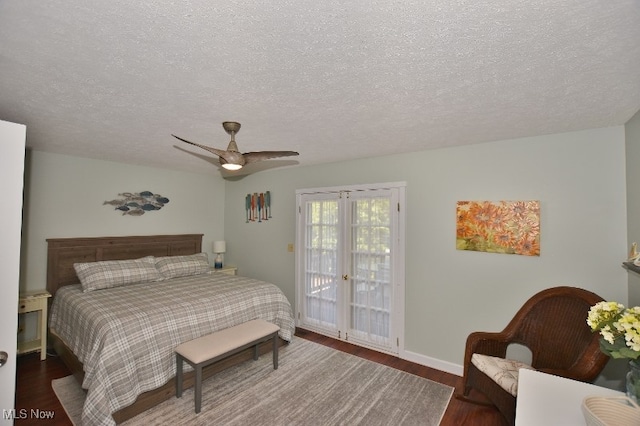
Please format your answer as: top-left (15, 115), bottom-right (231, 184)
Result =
top-left (195, 364), bottom-right (203, 414)
top-left (272, 332), bottom-right (279, 369)
top-left (176, 354), bottom-right (183, 398)
top-left (253, 343), bottom-right (259, 361)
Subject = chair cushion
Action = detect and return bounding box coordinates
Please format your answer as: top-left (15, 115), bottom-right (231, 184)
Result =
top-left (471, 353), bottom-right (536, 397)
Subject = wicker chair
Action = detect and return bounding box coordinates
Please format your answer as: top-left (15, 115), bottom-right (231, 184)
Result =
top-left (458, 286), bottom-right (609, 426)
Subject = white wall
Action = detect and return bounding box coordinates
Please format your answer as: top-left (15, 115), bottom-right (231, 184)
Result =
top-left (223, 126), bottom-right (628, 374)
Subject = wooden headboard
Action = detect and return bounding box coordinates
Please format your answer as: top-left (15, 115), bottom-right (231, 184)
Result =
top-left (46, 234), bottom-right (203, 296)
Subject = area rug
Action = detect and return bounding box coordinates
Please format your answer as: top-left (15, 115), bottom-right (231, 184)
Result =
top-left (52, 338), bottom-right (453, 425)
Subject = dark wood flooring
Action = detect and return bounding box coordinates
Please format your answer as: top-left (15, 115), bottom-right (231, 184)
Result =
top-left (14, 329), bottom-right (507, 425)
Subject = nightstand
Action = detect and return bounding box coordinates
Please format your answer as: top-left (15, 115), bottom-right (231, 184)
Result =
top-left (18, 290), bottom-right (51, 360)
top-left (213, 265), bottom-right (237, 276)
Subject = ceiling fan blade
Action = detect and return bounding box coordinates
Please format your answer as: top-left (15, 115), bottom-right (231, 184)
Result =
top-left (172, 134), bottom-right (229, 160)
top-left (243, 151), bottom-right (299, 164)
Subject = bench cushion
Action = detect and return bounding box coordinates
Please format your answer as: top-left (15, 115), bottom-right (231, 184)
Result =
top-left (176, 319), bottom-right (280, 364)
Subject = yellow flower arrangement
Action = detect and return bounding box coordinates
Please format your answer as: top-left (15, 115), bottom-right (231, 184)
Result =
top-left (587, 301), bottom-right (640, 359)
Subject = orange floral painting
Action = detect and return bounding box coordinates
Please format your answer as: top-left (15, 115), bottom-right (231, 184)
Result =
top-left (456, 200), bottom-right (540, 256)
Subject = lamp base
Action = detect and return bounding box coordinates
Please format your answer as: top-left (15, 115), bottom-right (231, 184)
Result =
top-left (214, 253), bottom-right (223, 269)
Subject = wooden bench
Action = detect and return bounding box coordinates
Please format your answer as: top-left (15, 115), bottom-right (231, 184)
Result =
top-left (175, 319), bottom-right (280, 413)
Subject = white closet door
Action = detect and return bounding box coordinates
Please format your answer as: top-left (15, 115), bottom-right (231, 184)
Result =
top-left (0, 120), bottom-right (26, 425)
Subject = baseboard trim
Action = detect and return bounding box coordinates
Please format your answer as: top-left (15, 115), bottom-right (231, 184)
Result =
top-left (401, 349), bottom-right (463, 377)
top-left (295, 326), bottom-right (464, 377)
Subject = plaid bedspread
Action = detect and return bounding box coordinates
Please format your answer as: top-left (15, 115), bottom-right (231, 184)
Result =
top-left (49, 273), bottom-right (295, 426)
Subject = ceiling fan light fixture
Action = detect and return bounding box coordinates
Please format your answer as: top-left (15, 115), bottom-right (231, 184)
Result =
top-left (222, 163), bottom-right (243, 171)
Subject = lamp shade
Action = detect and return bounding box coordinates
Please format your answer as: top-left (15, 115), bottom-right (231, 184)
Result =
top-left (213, 240), bottom-right (226, 253)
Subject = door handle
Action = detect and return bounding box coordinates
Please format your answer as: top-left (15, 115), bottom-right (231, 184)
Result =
top-left (0, 351), bottom-right (7, 367)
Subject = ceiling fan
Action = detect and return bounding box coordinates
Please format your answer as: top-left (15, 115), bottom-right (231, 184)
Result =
top-left (172, 121), bottom-right (299, 171)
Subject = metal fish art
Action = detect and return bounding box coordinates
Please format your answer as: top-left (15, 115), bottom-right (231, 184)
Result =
top-left (103, 191), bottom-right (170, 216)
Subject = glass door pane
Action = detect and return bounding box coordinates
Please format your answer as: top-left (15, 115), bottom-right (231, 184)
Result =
top-left (301, 196), bottom-right (340, 333)
top-left (347, 193), bottom-right (392, 349)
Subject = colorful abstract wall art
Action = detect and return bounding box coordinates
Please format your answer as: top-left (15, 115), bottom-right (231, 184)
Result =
top-left (103, 191), bottom-right (170, 216)
top-left (246, 191), bottom-right (271, 222)
top-left (456, 200), bottom-right (540, 256)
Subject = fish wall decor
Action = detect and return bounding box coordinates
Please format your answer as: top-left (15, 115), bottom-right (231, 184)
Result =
top-left (246, 191), bottom-right (271, 223)
top-left (103, 191), bottom-right (170, 216)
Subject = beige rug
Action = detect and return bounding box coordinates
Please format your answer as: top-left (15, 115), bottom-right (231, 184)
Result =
top-left (52, 338), bottom-right (453, 425)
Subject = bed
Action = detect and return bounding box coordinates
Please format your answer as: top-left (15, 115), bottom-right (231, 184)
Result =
top-left (46, 234), bottom-right (295, 426)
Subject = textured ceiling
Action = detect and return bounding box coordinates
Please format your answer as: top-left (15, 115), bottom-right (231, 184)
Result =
top-left (1, 0), bottom-right (639, 177)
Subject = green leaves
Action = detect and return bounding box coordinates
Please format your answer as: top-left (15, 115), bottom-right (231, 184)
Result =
top-left (599, 336), bottom-right (640, 359)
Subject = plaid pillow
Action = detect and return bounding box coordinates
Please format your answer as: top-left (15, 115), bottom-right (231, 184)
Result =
top-left (74, 256), bottom-right (162, 292)
top-left (155, 253), bottom-right (210, 279)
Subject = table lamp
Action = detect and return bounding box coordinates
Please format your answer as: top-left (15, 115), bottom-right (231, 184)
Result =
top-left (213, 240), bottom-right (226, 269)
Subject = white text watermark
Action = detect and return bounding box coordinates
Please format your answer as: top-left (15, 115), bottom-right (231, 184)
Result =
top-left (3, 408), bottom-right (56, 420)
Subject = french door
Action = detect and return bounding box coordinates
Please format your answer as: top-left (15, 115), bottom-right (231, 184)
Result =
top-left (295, 183), bottom-right (405, 354)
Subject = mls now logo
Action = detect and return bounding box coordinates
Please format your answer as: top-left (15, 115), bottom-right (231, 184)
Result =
top-left (3, 408), bottom-right (55, 420)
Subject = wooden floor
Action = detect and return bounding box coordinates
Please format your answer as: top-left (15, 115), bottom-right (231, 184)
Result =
top-left (15, 329), bottom-right (507, 425)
